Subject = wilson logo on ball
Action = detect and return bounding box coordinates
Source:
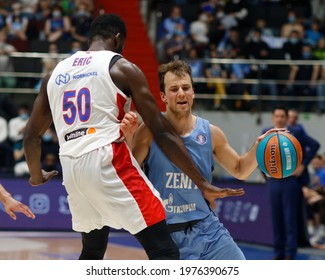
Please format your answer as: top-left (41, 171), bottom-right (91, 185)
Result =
top-left (256, 132), bottom-right (302, 179)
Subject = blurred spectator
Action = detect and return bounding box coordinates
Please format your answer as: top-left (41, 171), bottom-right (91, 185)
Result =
top-left (8, 103), bottom-right (29, 143)
top-left (0, 30), bottom-right (16, 89)
top-left (313, 37), bottom-right (325, 60)
top-left (287, 108), bottom-right (306, 131)
top-left (280, 9), bottom-right (304, 39)
top-left (35, 42), bottom-right (61, 90)
top-left (12, 139), bottom-right (29, 177)
top-left (228, 55), bottom-right (252, 111)
top-left (200, 0), bottom-right (223, 15)
top-left (35, 0), bottom-right (51, 21)
top-left (217, 27), bottom-right (243, 58)
top-left (74, 0), bottom-right (94, 14)
top-left (70, 2), bottom-right (93, 43)
top-left (20, 0), bottom-right (38, 19)
top-left (206, 9), bottom-right (225, 46)
top-left (262, 106), bottom-right (320, 259)
top-left (158, 4), bottom-right (188, 39)
top-left (314, 38), bottom-right (325, 113)
top-left (0, 94), bottom-right (17, 121)
top-left (70, 40), bottom-right (83, 54)
top-left (164, 23), bottom-right (191, 62)
top-left (311, 0), bottom-right (325, 25)
top-left (186, 48), bottom-right (205, 78)
top-left (44, 4), bottom-right (72, 42)
top-left (224, 0), bottom-right (248, 29)
top-left (205, 48), bottom-right (227, 109)
top-left (41, 126), bottom-right (59, 162)
top-left (61, 0), bottom-right (76, 16)
top-left (0, 8), bottom-right (8, 31)
top-left (246, 17), bottom-right (274, 43)
top-left (243, 28), bottom-right (277, 110)
top-left (185, 48), bottom-right (206, 106)
top-left (282, 30), bottom-right (304, 60)
top-left (156, 5), bottom-right (189, 62)
top-left (304, 20), bottom-right (322, 47)
top-left (0, 114), bottom-right (12, 172)
top-left (5, 2), bottom-right (28, 41)
top-left (189, 11), bottom-right (209, 56)
top-left (305, 155), bottom-right (325, 245)
top-left (287, 44), bottom-right (320, 112)
top-left (216, 4), bottom-right (238, 31)
top-left (34, 0), bottom-right (52, 41)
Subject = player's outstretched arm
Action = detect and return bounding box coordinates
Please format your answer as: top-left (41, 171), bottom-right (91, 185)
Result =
top-left (0, 184), bottom-right (35, 220)
top-left (212, 126), bottom-right (287, 180)
top-left (23, 74), bottom-right (58, 186)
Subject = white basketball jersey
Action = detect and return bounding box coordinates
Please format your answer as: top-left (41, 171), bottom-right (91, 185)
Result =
top-left (47, 50), bottom-right (131, 157)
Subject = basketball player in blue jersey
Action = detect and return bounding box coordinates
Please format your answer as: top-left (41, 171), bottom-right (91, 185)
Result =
top-left (23, 14), bottom-right (245, 260)
top-left (0, 183), bottom-right (35, 220)
top-left (262, 106), bottom-right (320, 260)
top-left (121, 60), bottom-right (279, 260)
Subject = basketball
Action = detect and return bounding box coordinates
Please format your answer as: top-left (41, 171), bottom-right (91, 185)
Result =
top-left (256, 131), bottom-right (303, 179)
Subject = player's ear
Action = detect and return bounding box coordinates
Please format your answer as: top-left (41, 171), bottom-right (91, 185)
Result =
top-left (114, 33), bottom-right (124, 53)
top-left (160, 91), bottom-right (167, 103)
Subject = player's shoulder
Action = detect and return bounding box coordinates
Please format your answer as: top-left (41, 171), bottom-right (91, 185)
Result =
top-left (209, 122), bottom-right (226, 142)
top-left (113, 56), bottom-right (140, 71)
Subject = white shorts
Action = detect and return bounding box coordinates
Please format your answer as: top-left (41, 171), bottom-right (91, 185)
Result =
top-left (60, 142), bottom-right (165, 234)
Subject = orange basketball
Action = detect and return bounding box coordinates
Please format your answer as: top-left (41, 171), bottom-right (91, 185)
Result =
top-left (256, 131), bottom-right (303, 178)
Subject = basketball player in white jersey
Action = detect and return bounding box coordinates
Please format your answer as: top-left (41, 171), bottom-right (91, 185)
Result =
top-left (121, 60), bottom-right (281, 259)
top-left (23, 14), bottom-right (244, 260)
top-left (0, 183), bottom-right (35, 220)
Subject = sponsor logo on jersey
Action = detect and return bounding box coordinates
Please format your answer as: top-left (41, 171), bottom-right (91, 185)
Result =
top-left (72, 71), bottom-right (98, 80)
top-left (162, 193), bottom-right (197, 213)
top-left (55, 73), bottom-right (70, 85)
top-left (65, 127), bottom-right (96, 141)
top-left (196, 133), bottom-right (207, 145)
top-left (165, 172), bottom-right (198, 189)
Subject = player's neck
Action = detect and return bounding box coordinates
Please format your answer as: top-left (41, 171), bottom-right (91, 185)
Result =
top-left (166, 110), bottom-right (196, 136)
top-left (88, 40), bottom-right (112, 51)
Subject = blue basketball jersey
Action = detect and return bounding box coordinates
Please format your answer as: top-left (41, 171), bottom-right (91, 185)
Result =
top-left (146, 116), bottom-right (214, 224)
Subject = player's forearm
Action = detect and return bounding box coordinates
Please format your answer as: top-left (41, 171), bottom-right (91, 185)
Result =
top-left (229, 140), bottom-right (258, 180)
top-left (23, 135), bottom-right (43, 183)
top-left (238, 143), bottom-right (259, 180)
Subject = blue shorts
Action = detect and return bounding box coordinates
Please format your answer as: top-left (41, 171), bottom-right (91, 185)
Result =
top-left (170, 212), bottom-right (245, 260)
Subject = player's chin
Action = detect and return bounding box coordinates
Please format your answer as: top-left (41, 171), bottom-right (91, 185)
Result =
top-left (176, 103), bottom-right (191, 110)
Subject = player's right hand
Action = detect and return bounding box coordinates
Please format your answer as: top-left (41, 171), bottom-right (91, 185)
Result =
top-left (202, 184), bottom-right (245, 209)
top-left (29, 170), bottom-right (58, 186)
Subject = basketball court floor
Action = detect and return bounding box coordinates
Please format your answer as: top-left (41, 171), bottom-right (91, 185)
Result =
top-left (0, 231), bottom-right (324, 260)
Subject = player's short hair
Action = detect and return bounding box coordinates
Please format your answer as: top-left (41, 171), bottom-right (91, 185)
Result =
top-left (89, 14), bottom-right (127, 44)
top-left (158, 60), bottom-right (194, 92)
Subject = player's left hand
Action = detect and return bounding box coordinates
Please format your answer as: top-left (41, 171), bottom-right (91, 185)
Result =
top-left (29, 170), bottom-right (58, 186)
top-left (4, 197), bottom-right (35, 220)
top-left (257, 128), bottom-right (288, 142)
top-left (120, 111), bottom-right (139, 143)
